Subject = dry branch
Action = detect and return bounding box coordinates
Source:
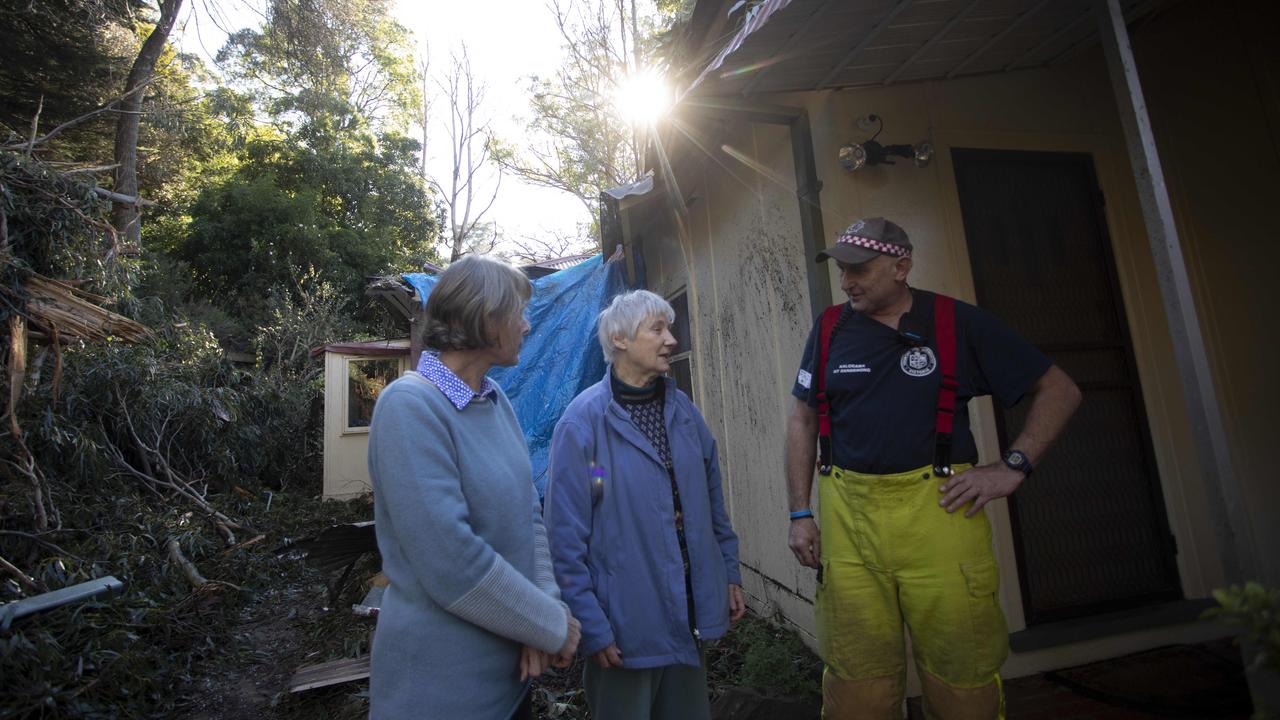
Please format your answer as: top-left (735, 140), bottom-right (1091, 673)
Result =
top-left (0, 530), bottom-right (84, 563)
top-left (221, 534), bottom-right (266, 557)
top-left (212, 521), bottom-right (236, 547)
top-left (0, 553), bottom-right (45, 593)
top-left (6, 314), bottom-right (25, 437)
top-left (166, 539), bottom-right (207, 588)
top-left (108, 397), bottom-right (252, 534)
top-left (92, 187), bottom-right (155, 208)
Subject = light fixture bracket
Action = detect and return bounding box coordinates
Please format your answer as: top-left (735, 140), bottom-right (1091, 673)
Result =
top-left (838, 116), bottom-right (933, 171)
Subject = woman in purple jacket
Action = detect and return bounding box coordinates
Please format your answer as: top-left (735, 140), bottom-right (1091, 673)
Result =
top-left (545, 289), bottom-right (745, 720)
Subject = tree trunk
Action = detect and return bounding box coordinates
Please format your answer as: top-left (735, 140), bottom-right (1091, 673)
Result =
top-left (111, 0), bottom-right (183, 251)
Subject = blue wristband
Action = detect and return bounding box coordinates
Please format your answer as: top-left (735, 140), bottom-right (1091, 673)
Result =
top-left (789, 509), bottom-right (814, 521)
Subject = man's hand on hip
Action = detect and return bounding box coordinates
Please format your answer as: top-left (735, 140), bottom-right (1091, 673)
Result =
top-left (939, 463), bottom-right (1024, 517)
top-left (788, 517), bottom-right (821, 568)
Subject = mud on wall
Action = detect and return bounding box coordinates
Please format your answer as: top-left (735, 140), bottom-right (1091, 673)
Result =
top-left (642, 119), bottom-right (820, 636)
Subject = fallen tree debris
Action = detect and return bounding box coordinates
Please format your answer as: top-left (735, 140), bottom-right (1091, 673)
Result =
top-left (166, 538), bottom-right (208, 588)
top-left (289, 654), bottom-right (371, 693)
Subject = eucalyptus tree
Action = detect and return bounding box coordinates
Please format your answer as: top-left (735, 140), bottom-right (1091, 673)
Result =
top-left (217, 0), bottom-right (421, 134)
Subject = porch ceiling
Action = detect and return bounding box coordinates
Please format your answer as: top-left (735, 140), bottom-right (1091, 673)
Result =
top-left (687, 0), bottom-right (1177, 97)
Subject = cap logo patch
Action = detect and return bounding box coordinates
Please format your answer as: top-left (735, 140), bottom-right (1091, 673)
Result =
top-left (900, 346), bottom-right (936, 377)
top-left (837, 234), bottom-right (911, 258)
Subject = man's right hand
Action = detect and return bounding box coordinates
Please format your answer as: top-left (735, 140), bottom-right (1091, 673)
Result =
top-left (789, 516), bottom-right (821, 569)
top-left (557, 609), bottom-right (581, 663)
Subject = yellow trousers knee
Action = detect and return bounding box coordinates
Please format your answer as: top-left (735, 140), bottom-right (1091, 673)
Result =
top-left (816, 465), bottom-right (1008, 720)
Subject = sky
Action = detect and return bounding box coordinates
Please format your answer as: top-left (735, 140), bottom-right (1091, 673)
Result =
top-left (171, 0), bottom-right (595, 257)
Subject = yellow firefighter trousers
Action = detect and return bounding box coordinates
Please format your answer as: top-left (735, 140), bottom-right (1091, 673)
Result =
top-left (816, 464), bottom-right (1007, 720)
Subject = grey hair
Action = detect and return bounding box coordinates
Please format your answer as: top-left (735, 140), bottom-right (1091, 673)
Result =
top-left (421, 255), bottom-right (532, 352)
top-left (596, 289), bottom-right (675, 364)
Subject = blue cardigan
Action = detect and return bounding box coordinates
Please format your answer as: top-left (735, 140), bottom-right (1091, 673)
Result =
top-left (544, 371), bottom-right (741, 669)
top-left (367, 374), bottom-right (567, 719)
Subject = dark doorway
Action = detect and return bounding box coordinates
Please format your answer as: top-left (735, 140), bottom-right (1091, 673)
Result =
top-left (952, 148), bottom-right (1181, 625)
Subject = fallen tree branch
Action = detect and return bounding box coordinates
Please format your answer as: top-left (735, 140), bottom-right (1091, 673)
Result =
top-left (212, 520), bottom-right (236, 547)
top-left (221, 534), bottom-right (266, 556)
top-left (3, 315), bottom-right (52, 532)
top-left (0, 530), bottom-right (85, 563)
top-left (91, 186), bottom-right (155, 208)
top-left (24, 96), bottom-right (43, 158)
top-left (0, 82), bottom-right (151, 152)
top-left (110, 394), bottom-right (252, 533)
top-left (0, 553), bottom-right (46, 593)
top-left (101, 430), bottom-right (250, 534)
top-left (165, 538), bottom-right (207, 588)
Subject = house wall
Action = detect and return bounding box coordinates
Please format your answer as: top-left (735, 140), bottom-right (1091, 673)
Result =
top-left (1128, 0), bottom-right (1280, 587)
top-left (642, 119), bottom-right (821, 632)
top-left (322, 348), bottom-right (410, 500)
top-left (643, 0), bottom-right (1278, 678)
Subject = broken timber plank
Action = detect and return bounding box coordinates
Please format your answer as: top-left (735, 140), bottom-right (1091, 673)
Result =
top-left (289, 655), bottom-right (371, 693)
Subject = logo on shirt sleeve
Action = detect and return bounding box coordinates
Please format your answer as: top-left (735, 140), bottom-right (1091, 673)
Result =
top-left (900, 347), bottom-right (937, 377)
top-left (796, 369), bottom-right (812, 389)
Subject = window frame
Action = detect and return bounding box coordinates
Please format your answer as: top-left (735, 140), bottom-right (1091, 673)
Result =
top-left (667, 289), bottom-right (695, 401)
top-left (342, 356), bottom-right (404, 435)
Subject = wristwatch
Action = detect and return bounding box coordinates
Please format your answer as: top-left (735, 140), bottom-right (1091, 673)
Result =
top-left (1002, 449), bottom-right (1033, 478)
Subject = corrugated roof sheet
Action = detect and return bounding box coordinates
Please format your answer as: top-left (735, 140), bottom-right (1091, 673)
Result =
top-left (684, 0), bottom-right (1172, 97)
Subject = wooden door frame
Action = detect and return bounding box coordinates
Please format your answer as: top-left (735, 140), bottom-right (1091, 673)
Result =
top-left (951, 147), bottom-right (1182, 625)
top-left (920, 126), bottom-right (1220, 634)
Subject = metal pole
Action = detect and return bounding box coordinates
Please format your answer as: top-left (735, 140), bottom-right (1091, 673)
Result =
top-left (1094, 0), bottom-right (1255, 582)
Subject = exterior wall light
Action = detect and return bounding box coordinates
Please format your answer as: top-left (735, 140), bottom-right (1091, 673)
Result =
top-left (838, 114), bottom-right (933, 171)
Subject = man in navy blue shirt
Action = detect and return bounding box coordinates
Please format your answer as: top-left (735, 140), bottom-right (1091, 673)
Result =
top-left (784, 218), bottom-right (1081, 720)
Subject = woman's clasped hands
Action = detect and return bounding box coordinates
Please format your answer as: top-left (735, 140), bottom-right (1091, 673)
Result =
top-left (519, 608), bottom-right (581, 681)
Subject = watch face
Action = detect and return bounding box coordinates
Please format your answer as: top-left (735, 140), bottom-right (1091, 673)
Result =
top-left (1007, 451), bottom-right (1026, 465)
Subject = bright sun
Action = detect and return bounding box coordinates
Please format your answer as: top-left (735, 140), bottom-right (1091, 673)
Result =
top-left (614, 69), bottom-right (672, 127)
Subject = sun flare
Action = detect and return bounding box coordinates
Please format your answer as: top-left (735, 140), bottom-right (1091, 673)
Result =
top-left (614, 69), bottom-right (673, 127)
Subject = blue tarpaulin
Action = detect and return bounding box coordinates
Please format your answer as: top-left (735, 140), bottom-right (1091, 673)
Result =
top-left (403, 255), bottom-right (626, 497)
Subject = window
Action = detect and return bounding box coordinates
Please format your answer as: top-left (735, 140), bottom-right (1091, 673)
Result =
top-left (346, 358), bottom-right (400, 432)
top-left (668, 290), bottom-right (695, 400)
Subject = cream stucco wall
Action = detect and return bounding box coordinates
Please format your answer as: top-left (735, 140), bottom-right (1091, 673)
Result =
top-left (641, 0), bottom-right (1277, 678)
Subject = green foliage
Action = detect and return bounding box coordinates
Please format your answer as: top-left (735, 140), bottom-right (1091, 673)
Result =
top-left (0, 485), bottom-right (373, 719)
top-left (254, 275), bottom-right (362, 375)
top-left (218, 0), bottom-right (421, 134)
top-left (0, 0), bottom-right (145, 156)
top-left (1, 276), bottom-right (374, 712)
top-left (170, 130), bottom-right (442, 328)
top-left (709, 615), bottom-right (823, 699)
top-left (499, 0), bottom-right (683, 219)
top-left (0, 151), bottom-right (133, 309)
top-left (138, 48), bottom-right (249, 216)
top-left (1206, 582), bottom-right (1280, 675)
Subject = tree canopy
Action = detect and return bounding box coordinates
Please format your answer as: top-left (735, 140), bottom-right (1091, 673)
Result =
top-left (174, 130), bottom-right (441, 323)
top-left (218, 0), bottom-right (421, 134)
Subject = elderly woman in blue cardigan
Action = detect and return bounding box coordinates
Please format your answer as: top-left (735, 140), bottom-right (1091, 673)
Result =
top-left (545, 289), bottom-right (745, 720)
top-left (367, 255), bottom-right (581, 720)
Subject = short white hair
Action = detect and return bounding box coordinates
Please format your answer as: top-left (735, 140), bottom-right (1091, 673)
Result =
top-left (597, 290), bottom-right (675, 364)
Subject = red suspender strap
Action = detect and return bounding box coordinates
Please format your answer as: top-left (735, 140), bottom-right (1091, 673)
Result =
top-left (933, 294), bottom-right (958, 477)
top-left (815, 304), bottom-right (843, 475)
